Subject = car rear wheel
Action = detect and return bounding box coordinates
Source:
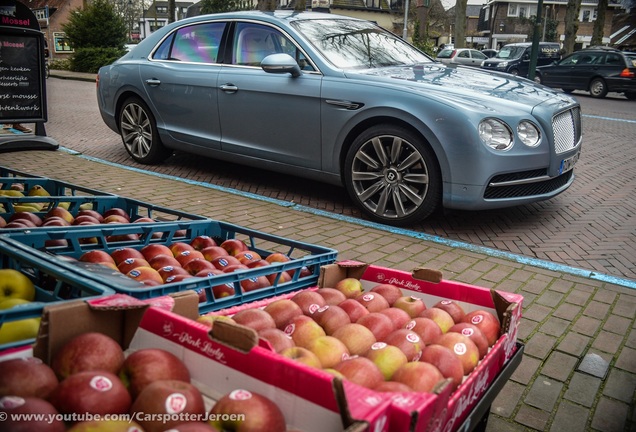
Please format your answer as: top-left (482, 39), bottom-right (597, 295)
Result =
top-left (533, 74), bottom-right (542, 84)
top-left (119, 97), bottom-right (172, 164)
top-left (344, 125), bottom-right (441, 226)
top-left (509, 69), bottom-right (519, 76)
top-left (589, 78), bottom-right (608, 98)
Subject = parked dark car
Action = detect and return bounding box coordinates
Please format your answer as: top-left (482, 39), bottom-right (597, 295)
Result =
top-left (481, 49), bottom-right (498, 58)
top-left (97, 11), bottom-right (581, 226)
top-left (534, 47), bottom-right (636, 99)
top-left (481, 42), bottom-right (561, 76)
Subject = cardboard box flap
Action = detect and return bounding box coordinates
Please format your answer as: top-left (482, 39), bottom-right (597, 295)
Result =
top-left (318, 261), bottom-right (369, 288)
top-left (411, 268), bottom-right (443, 284)
top-left (210, 319), bottom-right (259, 353)
top-left (491, 289), bottom-right (519, 334)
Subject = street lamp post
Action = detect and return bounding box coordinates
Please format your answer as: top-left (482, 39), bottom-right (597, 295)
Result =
top-left (542, 6), bottom-right (550, 41)
top-left (403, 0), bottom-right (410, 40)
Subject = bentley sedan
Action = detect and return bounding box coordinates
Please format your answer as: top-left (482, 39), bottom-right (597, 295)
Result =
top-left (97, 11), bottom-right (582, 226)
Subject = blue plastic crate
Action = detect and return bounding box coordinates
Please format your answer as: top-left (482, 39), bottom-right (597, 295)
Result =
top-left (0, 238), bottom-right (114, 352)
top-left (0, 220), bottom-right (338, 314)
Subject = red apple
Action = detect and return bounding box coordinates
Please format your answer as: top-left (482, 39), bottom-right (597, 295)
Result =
top-left (232, 308), bottom-right (276, 332)
top-left (290, 290), bottom-right (326, 316)
top-left (448, 322), bottom-right (490, 359)
top-left (190, 235), bottom-right (217, 251)
top-left (334, 278), bottom-right (363, 299)
top-left (10, 212), bottom-right (43, 227)
top-left (338, 298), bottom-right (369, 323)
top-left (306, 335), bottom-right (350, 369)
top-left (51, 332), bottom-right (124, 379)
top-left (332, 356), bottom-right (384, 389)
top-left (383, 329), bottom-right (423, 362)
top-left (355, 292), bottom-right (390, 313)
top-left (165, 274), bottom-right (195, 284)
top-left (117, 257), bottom-right (151, 274)
top-left (332, 323), bottom-right (376, 356)
top-left (110, 247), bottom-right (145, 265)
top-left (0, 357), bottom-right (58, 399)
top-left (245, 259), bottom-right (271, 269)
top-left (311, 305), bottom-right (351, 335)
top-left (462, 310), bottom-right (501, 347)
top-left (356, 312), bottom-right (394, 341)
top-left (419, 307), bottom-right (455, 333)
top-left (183, 258), bottom-right (217, 275)
top-left (220, 239), bottom-right (249, 256)
top-left (79, 250), bottom-right (116, 266)
top-left (221, 263), bottom-right (250, 273)
top-left (394, 296), bottom-right (427, 318)
top-left (72, 214), bottom-right (101, 225)
top-left (49, 371), bottom-right (131, 415)
top-left (119, 348), bottom-right (191, 399)
top-left (264, 252), bottom-right (291, 264)
top-left (266, 270), bottom-right (292, 286)
top-left (67, 419), bottom-right (145, 431)
top-left (41, 216), bottom-right (71, 227)
top-left (279, 346), bottom-right (322, 369)
top-left (373, 381), bottom-right (413, 393)
top-left (240, 275), bottom-right (271, 293)
top-left (0, 396), bottom-right (65, 432)
top-left (210, 280), bottom-right (236, 299)
top-left (209, 389), bottom-right (286, 432)
top-left (126, 266), bottom-right (164, 285)
top-left (76, 209), bottom-right (104, 223)
top-left (201, 246), bottom-right (229, 262)
top-left (44, 207), bottom-right (74, 224)
top-left (170, 242), bottom-right (195, 257)
top-left (158, 265), bottom-right (191, 282)
top-left (405, 317), bottom-right (443, 344)
top-left (102, 214), bottom-right (130, 224)
top-left (263, 299), bottom-right (303, 330)
top-left (364, 341), bottom-right (408, 381)
top-left (433, 299), bottom-right (466, 324)
top-left (420, 344), bottom-right (465, 391)
top-left (392, 361), bottom-right (444, 393)
top-left (140, 243), bottom-right (174, 261)
top-left (370, 283), bottom-right (403, 306)
top-left (434, 332), bottom-right (480, 375)
top-left (149, 253), bottom-right (182, 270)
top-left (315, 287), bottom-right (347, 305)
top-left (283, 315), bottom-right (326, 348)
top-left (102, 207), bottom-right (130, 221)
top-left (133, 216), bottom-right (156, 223)
top-left (235, 250), bottom-right (262, 265)
top-left (258, 328), bottom-right (295, 353)
top-left (176, 250), bottom-right (205, 267)
top-left (196, 314), bottom-right (236, 329)
top-left (130, 380), bottom-right (205, 432)
top-left (379, 307), bottom-right (412, 330)
top-left (210, 255), bottom-right (242, 271)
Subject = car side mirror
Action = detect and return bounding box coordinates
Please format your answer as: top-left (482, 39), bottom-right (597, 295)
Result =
top-left (261, 53), bottom-right (302, 78)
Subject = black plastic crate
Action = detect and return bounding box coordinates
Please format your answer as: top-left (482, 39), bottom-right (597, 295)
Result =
top-left (0, 220), bottom-right (338, 314)
top-left (0, 238), bottom-right (114, 352)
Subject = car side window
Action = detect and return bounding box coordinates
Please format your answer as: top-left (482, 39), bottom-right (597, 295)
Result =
top-left (232, 22), bottom-right (314, 71)
top-left (560, 54), bottom-right (580, 66)
top-left (165, 22), bottom-right (226, 63)
top-left (458, 51), bottom-right (469, 58)
top-left (604, 54), bottom-right (623, 66)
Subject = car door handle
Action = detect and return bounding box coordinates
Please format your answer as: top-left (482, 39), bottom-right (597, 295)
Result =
top-left (145, 78), bottom-right (161, 86)
top-left (220, 84), bottom-right (238, 93)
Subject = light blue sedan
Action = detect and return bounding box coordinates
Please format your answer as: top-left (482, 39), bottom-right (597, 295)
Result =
top-left (97, 11), bottom-right (582, 226)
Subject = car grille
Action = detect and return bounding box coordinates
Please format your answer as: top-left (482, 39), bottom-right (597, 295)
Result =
top-left (552, 107), bottom-right (581, 154)
top-left (484, 170), bottom-right (573, 199)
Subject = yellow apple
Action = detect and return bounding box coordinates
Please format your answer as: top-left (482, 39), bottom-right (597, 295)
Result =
top-left (0, 269), bottom-right (36, 302)
top-left (0, 298), bottom-right (31, 309)
top-left (0, 318), bottom-right (41, 344)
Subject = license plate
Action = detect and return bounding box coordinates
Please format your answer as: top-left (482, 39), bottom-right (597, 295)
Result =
top-left (559, 151), bottom-right (580, 174)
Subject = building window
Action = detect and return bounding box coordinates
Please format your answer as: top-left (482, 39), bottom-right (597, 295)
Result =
top-left (507, 4), bottom-right (517, 16)
top-left (34, 9), bottom-right (48, 20)
top-left (53, 32), bottom-right (73, 53)
top-left (519, 6), bottom-right (527, 18)
top-left (580, 7), bottom-right (595, 22)
top-left (156, 6), bottom-right (167, 13)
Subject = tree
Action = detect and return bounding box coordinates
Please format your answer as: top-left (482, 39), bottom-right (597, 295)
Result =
top-left (256, 0), bottom-right (277, 10)
top-left (562, 0), bottom-right (582, 55)
top-left (199, 0), bottom-right (244, 13)
top-left (591, 0), bottom-right (608, 46)
top-left (62, 0), bottom-right (127, 49)
top-left (452, 0), bottom-right (468, 48)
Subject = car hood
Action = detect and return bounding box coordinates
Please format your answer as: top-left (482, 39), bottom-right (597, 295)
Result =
top-left (349, 63), bottom-right (570, 111)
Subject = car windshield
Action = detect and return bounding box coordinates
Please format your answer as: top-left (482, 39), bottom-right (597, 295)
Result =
top-left (495, 46), bottom-right (526, 60)
top-left (292, 18), bottom-right (431, 69)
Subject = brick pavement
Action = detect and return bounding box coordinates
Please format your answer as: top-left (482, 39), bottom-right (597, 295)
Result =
top-left (0, 150), bottom-right (634, 432)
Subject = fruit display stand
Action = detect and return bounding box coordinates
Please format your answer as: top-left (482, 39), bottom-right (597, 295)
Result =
top-left (209, 261), bottom-right (524, 432)
top-left (0, 238), bottom-right (114, 354)
top-left (0, 220), bottom-right (338, 314)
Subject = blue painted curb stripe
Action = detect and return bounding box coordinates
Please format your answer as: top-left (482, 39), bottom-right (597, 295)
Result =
top-left (61, 147), bottom-right (636, 290)
top-left (582, 114), bottom-right (636, 124)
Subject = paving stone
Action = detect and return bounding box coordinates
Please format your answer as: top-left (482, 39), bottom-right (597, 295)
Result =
top-left (511, 355), bottom-right (542, 385)
top-left (549, 279), bottom-right (575, 293)
top-left (484, 415), bottom-right (528, 432)
top-left (536, 290), bottom-right (564, 308)
top-left (524, 332), bottom-right (557, 360)
top-left (549, 400), bottom-right (590, 432)
top-left (615, 346), bottom-right (636, 374)
top-left (514, 404), bottom-right (550, 430)
top-left (612, 296), bottom-right (636, 319)
top-left (525, 375), bottom-right (563, 411)
top-left (603, 368), bottom-right (636, 403)
top-left (572, 315), bottom-right (602, 337)
top-left (557, 332), bottom-right (591, 357)
top-left (540, 316), bottom-right (570, 337)
top-left (593, 289), bottom-right (617, 304)
top-left (522, 303), bottom-right (553, 322)
top-left (591, 397), bottom-right (629, 432)
top-left (490, 381), bottom-right (525, 418)
top-left (564, 372), bottom-right (601, 407)
top-left (577, 352), bottom-right (611, 379)
top-left (516, 319), bottom-right (538, 342)
top-left (583, 300), bottom-right (611, 320)
top-left (591, 330), bottom-right (624, 354)
top-left (552, 302), bottom-right (582, 321)
top-left (627, 328), bottom-right (636, 349)
top-left (603, 314), bottom-right (632, 335)
top-left (541, 351), bottom-right (578, 382)
top-left (566, 289), bottom-right (593, 306)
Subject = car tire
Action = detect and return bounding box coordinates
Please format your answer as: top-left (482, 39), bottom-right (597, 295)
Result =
top-left (561, 88), bottom-right (575, 94)
top-left (119, 97), bottom-right (172, 164)
top-left (589, 78), bottom-right (608, 98)
top-left (533, 74), bottom-right (542, 84)
top-left (625, 92), bottom-right (636, 101)
top-left (509, 69), bottom-right (519, 76)
top-left (344, 125), bottom-right (441, 226)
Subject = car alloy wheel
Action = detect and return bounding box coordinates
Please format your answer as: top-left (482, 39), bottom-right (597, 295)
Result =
top-left (119, 97), bottom-right (171, 164)
top-left (589, 78), bottom-right (608, 98)
top-left (344, 125), bottom-right (441, 226)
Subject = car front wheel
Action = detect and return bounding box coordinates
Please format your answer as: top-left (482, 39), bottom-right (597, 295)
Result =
top-left (119, 97), bottom-right (171, 164)
top-left (344, 125), bottom-right (441, 226)
top-left (589, 78), bottom-right (608, 98)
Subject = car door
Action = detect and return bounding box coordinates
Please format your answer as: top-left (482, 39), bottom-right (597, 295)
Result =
top-left (469, 50), bottom-right (487, 67)
top-left (217, 22), bottom-right (322, 169)
top-left (454, 50), bottom-right (471, 65)
top-left (140, 21), bottom-right (226, 149)
top-left (543, 53), bottom-right (582, 88)
top-left (569, 52), bottom-right (602, 88)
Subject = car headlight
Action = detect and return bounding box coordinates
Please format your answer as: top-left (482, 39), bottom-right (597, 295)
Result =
top-left (479, 119), bottom-right (513, 151)
top-left (497, 61), bottom-right (508, 68)
top-left (517, 121), bottom-right (541, 147)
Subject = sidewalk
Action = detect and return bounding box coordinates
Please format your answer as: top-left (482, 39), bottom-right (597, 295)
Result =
top-left (48, 69), bottom-right (97, 82)
top-left (0, 148), bottom-right (634, 432)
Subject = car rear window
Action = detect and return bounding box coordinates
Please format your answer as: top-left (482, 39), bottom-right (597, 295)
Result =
top-left (437, 49), bottom-right (454, 59)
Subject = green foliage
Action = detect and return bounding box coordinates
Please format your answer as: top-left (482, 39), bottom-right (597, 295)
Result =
top-left (412, 19), bottom-right (436, 57)
top-left (69, 47), bottom-right (126, 73)
top-left (199, 0), bottom-right (246, 13)
top-left (62, 0), bottom-right (127, 50)
top-left (48, 58), bottom-right (71, 71)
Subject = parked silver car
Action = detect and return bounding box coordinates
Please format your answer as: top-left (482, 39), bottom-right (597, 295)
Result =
top-left (436, 48), bottom-right (488, 67)
top-left (97, 11), bottom-right (582, 226)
